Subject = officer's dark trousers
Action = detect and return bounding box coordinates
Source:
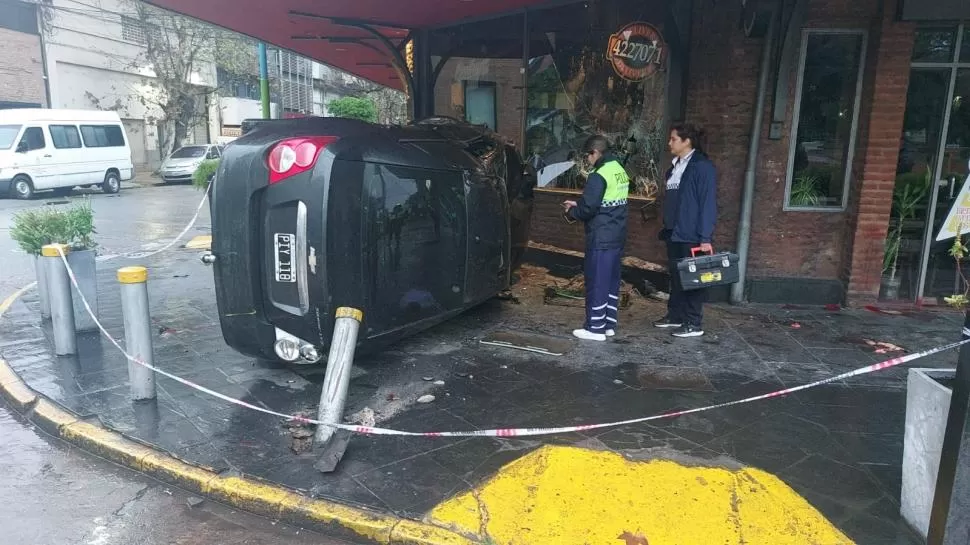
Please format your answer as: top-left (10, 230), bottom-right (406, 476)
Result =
top-left (666, 241), bottom-right (707, 327)
top-left (584, 248), bottom-right (623, 332)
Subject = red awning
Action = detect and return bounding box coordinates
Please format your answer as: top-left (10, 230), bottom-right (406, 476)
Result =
top-left (143, 0), bottom-right (548, 89)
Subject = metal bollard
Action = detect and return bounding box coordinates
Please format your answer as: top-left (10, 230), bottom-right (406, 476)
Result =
top-left (118, 266), bottom-right (156, 401)
top-left (315, 307), bottom-right (363, 445)
top-left (43, 244), bottom-right (76, 355)
top-left (35, 255), bottom-right (51, 319)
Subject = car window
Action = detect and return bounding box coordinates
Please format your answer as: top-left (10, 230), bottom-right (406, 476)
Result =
top-left (80, 125), bottom-right (125, 147)
top-left (207, 146), bottom-right (220, 159)
top-left (170, 146), bottom-right (206, 159)
top-left (0, 125), bottom-right (22, 150)
top-left (49, 125), bottom-right (83, 149)
top-left (19, 127), bottom-right (45, 151)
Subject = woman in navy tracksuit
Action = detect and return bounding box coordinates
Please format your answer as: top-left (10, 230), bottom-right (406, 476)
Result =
top-left (655, 124), bottom-right (717, 338)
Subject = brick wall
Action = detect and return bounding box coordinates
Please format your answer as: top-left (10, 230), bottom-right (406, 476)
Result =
top-left (0, 28), bottom-right (46, 107)
top-left (843, 3), bottom-right (914, 303)
top-left (680, 0), bottom-right (907, 303)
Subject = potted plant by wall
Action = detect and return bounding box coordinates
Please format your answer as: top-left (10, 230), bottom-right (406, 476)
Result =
top-left (9, 201), bottom-right (99, 331)
top-left (881, 171), bottom-right (930, 299)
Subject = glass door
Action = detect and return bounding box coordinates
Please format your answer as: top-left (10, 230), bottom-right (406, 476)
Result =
top-left (886, 24), bottom-right (970, 303)
top-left (921, 67), bottom-right (970, 301)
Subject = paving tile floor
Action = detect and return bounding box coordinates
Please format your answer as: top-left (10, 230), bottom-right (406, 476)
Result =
top-left (1, 249), bottom-right (963, 544)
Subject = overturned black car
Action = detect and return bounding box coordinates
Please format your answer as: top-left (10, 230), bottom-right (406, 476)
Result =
top-left (208, 117), bottom-right (537, 363)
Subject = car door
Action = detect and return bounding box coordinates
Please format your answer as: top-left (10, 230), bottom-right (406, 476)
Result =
top-left (47, 124), bottom-right (87, 188)
top-left (15, 126), bottom-right (55, 188)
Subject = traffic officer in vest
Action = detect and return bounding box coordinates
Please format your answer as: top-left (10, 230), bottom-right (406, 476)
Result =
top-left (562, 135), bottom-right (629, 341)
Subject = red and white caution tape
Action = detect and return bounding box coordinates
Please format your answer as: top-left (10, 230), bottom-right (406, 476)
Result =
top-left (96, 184), bottom-right (210, 262)
top-left (55, 246), bottom-right (970, 437)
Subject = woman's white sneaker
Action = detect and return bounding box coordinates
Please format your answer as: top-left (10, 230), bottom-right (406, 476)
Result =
top-left (573, 328), bottom-right (607, 341)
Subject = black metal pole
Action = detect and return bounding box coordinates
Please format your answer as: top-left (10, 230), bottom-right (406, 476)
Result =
top-left (412, 30), bottom-right (434, 120)
top-left (927, 309), bottom-right (970, 545)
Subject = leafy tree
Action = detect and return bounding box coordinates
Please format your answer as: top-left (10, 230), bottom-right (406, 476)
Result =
top-left (327, 97), bottom-right (378, 123)
top-left (127, 1), bottom-right (255, 155)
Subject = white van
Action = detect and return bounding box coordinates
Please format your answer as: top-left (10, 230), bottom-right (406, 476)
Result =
top-left (0, 109), bottom-right (134, 199)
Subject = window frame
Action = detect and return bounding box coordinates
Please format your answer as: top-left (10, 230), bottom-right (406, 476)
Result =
top-left (462, 80), bottom-right (498, 132)
top-left (49, 124), bottom-right (83, 150)
top-left (783, 28), bottom-right (869, 212)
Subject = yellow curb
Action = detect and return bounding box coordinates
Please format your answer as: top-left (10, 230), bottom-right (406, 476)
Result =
top-left (30, 398), bottom-right (79, 436)
top-left (0, 282), bottom-right (480, 545)
top-left (139, 451), bottom-right (216, 495)
top-left (0, 359), bottom-right (37, 411)
top-left (390, 519), bottom-right (481, 545)
top-left (61, 421), bottom-right (156, 467)
top-left (184, 235), bottom-right (212, 250)
top-left (280, 495), bottom-right (397, 544)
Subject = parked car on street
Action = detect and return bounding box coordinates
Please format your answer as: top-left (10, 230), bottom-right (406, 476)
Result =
top-left (160, 144), bottom-right (223, 183)
top-left (0, 108), bottom-right (133, 199)
top-left (207, 116), bottom-right (536, 363)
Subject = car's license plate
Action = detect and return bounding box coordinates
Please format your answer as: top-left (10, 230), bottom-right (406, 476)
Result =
top-left (274, 233), bottom-right (296, 283)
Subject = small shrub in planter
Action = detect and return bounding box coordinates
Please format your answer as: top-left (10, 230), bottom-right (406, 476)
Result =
top-left (193, 159), bottom-right (219, 190)
top-left (10, 200), bottom-right (96, 255)
top-left (10, 201), bottom-right (99, 329)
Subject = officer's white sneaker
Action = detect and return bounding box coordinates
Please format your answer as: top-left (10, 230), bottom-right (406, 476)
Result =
top-left (573, 328), bottom-right (607, 342)
top-left (606, 329), bottom-right (616, 337)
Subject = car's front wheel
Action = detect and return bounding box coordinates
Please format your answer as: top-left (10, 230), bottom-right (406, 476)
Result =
top-left (11, 175), bottom-right (34, 200)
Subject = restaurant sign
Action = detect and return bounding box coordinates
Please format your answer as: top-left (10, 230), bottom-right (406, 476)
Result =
top-left (606, 22), bottom-right (666, 82)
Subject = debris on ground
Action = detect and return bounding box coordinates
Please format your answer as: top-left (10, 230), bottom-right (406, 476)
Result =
top-left (386, 393), bottom-right (398, 401)
top-left (417, 394), bottom-right (436, 404)
top-left (648, 291), bottom-right (670, 302)
top-left (790, 322), bottom-right (801, 329)
top-left (348, 407), bottom-right (376, 428)
top-left (186, 496), bottom-right (204, 508)
top-left (422, 376), bottom-right (434, 382)
top-left (840, 336), bottom-right (907, 354)
top-left (282, 410), bottom-right (317, 454)
top-left (433, 380), bottom-right (445, 386)
top-left (541, 273), bottom-right (635, 309)
top-left (825, 304), bottom-right (841, 312)
top-left (289, 428), bottom-right (314, 454)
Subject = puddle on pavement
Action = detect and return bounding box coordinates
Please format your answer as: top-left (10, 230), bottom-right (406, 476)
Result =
top-left (614, 362), bottom-right (715, 391)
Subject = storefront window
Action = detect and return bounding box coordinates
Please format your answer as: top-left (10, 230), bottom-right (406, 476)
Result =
top-left (524, 0), bottom-right (670, 198)
top-left (430, 13), bottom-right (525, 148)
top-left (785, 30), bottom-right (866, 210)
top-left (912, 27), bottom-right (957, 63)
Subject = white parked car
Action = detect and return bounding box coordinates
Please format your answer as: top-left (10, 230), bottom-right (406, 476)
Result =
top-left (160, 144), bottom-right (222, 183)
top-left (0, 109), bottom-right (134, 199)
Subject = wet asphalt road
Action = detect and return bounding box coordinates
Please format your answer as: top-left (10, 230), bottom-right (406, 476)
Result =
top-left (0, 185), bottom-right (357, 545)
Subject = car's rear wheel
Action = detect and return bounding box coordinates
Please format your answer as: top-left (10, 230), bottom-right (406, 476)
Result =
top-left (101, 171), bottom-right (121, 194)
top-left (11, 175), bottom-right (33, 200)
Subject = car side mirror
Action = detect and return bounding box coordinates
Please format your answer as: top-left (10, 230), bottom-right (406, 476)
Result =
top-left (16, 141), bottom-right (28, 153)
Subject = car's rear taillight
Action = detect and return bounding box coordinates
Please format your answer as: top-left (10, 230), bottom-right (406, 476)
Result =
top-left (266, 136), bottom-right (338, 184)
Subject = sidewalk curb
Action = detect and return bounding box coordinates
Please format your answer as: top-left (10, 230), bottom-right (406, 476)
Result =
top-left (0, 286), bottom-right (479, 545)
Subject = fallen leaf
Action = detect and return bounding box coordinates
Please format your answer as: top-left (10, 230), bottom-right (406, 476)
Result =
top-left (618, 531), bottom-right (648, 545)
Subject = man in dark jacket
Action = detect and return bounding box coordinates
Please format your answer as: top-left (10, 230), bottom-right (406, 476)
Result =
top-left (656, 123), bottom-right (717, 338)
top-left (563, 135), bottom-right (629, 341)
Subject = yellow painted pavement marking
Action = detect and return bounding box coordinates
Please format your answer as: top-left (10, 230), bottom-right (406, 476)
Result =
top-left (184, 235), bottom-right (211, 250)
top-left (0, 282), bottom-right (35, 317)
top-left (429, 445), bottom-right (853, 545)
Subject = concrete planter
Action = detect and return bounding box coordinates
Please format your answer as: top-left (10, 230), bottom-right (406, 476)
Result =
top-left (66, 248), bottom-right (99, 332)
top-left (902, 367), bottom-right (955, 539)
top-left (33, 255), bottom-right (51, 319)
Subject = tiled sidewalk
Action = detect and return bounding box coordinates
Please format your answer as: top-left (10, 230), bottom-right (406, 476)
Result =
top-left (0, 249), bottom-right (962, 544)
